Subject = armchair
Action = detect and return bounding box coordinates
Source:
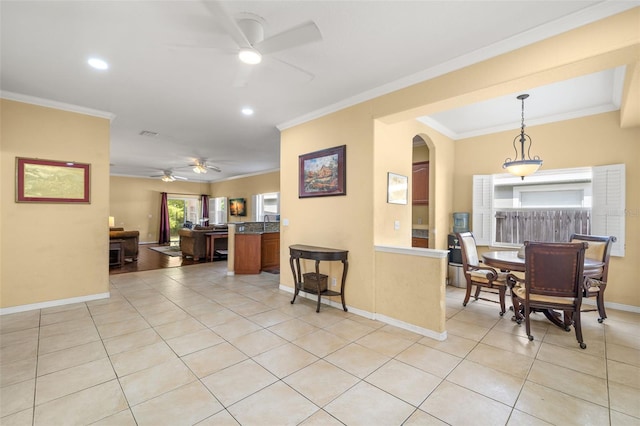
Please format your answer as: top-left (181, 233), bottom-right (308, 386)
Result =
top-left (569, 234), bottom-right (615, 323)
top-left (456, 232), bottom-right (508, 315)
top-left (508, 241), bottom-right (588, 349)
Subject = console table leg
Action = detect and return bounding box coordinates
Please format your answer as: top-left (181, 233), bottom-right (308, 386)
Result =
top-left (315, 260), bottom-right (321, 313)
top-left (340, 259), bottom-right (349, 311)
top-left (290, 255), bottom-right (299, 305)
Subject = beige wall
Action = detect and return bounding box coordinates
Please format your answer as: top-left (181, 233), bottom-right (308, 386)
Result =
top-left (209, 171), bottom-right (280, 223)
top-left (1, 99), bottom-right (111, 309)
top-left (281, 7), bottom-right (640, 321)
top-left (110, 176), bottom-right (211, 243)
top-left (453, 111), bottom-right (640, 307)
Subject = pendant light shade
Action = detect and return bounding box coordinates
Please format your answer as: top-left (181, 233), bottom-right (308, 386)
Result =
top-left (502, 94), bottom-right (542, 179)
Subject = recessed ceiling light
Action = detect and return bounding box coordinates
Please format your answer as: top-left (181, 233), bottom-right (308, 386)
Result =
top-left (241, 107), bottom-right (254, 116)
top-left (88, 57), bottom-right (109, 70)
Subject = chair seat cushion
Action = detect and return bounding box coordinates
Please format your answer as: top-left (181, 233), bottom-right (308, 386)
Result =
top-left (513, 285), bottom-right (575, 305)
top-left (469, 270), bottom-right (507, 285)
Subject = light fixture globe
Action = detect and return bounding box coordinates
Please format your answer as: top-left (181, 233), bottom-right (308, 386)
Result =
top-left (502, 94), bottom-right (543, 179)
top-left (238, 48), bottom-right (262, 65)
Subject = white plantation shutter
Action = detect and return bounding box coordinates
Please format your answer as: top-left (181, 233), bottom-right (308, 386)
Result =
top-left (472, 175), bottom-right (494, 245)
top-left (592, 164), bottom-right (625, 257)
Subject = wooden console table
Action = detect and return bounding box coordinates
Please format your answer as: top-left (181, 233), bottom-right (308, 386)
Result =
top-left (289, 244), bottom-right (349, 313)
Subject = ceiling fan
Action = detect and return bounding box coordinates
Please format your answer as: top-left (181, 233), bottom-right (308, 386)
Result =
top-left (202, 1), bottom-right (322, 87)
top-left (190, 159), bottom-right (221, 174)
top-left (151, 170), bottom-right (188, 182)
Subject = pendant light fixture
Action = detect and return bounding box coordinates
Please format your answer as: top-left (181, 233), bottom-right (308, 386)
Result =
top-left (502, 94), bottom-right (543, 179)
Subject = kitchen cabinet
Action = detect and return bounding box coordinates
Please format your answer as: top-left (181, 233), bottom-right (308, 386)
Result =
top-left (261, 232), bottom-right (280, 271)
top-left (412, 237), bottom-right (428, 248)
top-left (412, 161), bottom-right (429, 205)
top-left (234, 233), bottom-right (261, 274)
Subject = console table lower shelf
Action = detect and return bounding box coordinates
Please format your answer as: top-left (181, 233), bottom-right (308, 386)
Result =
top-left (289, 244), bottom-right (349, 313)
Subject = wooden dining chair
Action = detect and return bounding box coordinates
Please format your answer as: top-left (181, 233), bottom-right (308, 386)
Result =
top-left (508, 241), bottom-right (588, 349)
top-left (569, 234), bottom-right (615, 323)
top-left (456, 232), bottom-right (508, 315)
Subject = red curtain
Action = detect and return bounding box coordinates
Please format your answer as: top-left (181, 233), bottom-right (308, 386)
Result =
top-left (201, 194), bottom-right (209, 226)
top-left (159, 192), bottom-right (171, 244)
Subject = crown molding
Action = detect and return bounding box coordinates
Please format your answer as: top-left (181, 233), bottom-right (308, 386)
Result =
top-left (1, 91), bottom-right (115, 121)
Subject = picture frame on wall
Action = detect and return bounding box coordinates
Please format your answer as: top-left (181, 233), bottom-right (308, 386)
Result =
top-left (298, 145), bottom-right (346, 198)
top-left (15, 157), bottom-right (90, 203)
top-left (229, 198), bottom-right (247, 216)
top-left (387, 172), bottom-right (408, 204)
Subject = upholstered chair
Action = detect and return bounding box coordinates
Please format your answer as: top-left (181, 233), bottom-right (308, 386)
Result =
top-left (509, 241), bottom-right (588, 349)
top-left (569, 234), bottom-right (615, 323)
top-left (456, 232), bottom-right (508, 315)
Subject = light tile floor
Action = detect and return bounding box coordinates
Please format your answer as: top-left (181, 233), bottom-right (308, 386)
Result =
top-left (1, 262), bottom-right (639, 425)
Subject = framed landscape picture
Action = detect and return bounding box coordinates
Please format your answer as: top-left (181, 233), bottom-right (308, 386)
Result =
top-left (16, 157), bottom-right (90, 203)
top-left (299, 145), bottom-right (346, 198)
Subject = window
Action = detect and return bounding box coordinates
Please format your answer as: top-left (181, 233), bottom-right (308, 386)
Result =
top-left (208, 197), bottom-right (227, 224)
top-left (473, 164), bottom-right (625, 256)
top-left (168, 196), bottom-right (201, 241)
top-left (252, 192), bottom-right (279, 222)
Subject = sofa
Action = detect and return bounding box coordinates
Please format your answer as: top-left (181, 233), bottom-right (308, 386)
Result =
top-left (179, 225), bottom-right (228, 261)
top-left (109, 227), bottom-right (139, 261)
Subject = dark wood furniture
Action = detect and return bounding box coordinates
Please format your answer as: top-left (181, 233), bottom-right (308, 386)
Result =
top-left (457, 232), bottom-right (508, 315)
top-left (412, 161), bottom-right (429, 204)
top-left (482, 248), bottom-right (604, 331)
top-left (482, 250), bottom-right (604, 277)
top-left (508, 241), bottom-right (589, 349)
top-left (411, 237), bottom-right (428, 248)
top-left (569, 234), bottom-right (615, 323)
top-left (261, 232), bottom-right (280, 271)
top-left (109, 239), bottom-right (125, 268)
top-left (205, 232), bottom-right (228, 261)
top-left (289, 244), bottom-right (349, 313)
top-left (235, 233), bottom-right (261, 274)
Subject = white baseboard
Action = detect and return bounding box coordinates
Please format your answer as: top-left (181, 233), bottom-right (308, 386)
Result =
top-left (0, 292), bottom-right (110, 315)
top-left (279, 284), bottom-right (446, 340)
top-left (582, 298), bottom-right (640, 314)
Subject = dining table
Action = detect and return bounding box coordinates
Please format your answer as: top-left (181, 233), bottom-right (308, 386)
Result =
top-left (482, 250), bottom-right (605, 328)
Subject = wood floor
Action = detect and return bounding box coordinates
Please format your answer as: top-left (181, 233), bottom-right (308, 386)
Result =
top-left (109, 243), bottom-right (224, 275)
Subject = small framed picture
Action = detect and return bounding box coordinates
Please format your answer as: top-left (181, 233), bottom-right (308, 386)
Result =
top-left (387, 172), bottom-right (408, 205)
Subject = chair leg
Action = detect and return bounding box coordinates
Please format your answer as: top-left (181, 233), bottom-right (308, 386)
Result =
top-left (498, 286), bottom-right (506, 316)
top-left (596, 291), bottom-right (607, 323)
top-left (463, 280), bottom-right (473, 307)
top-left (573, 309), bottom-right (586, 349)
top-left (512, 296), bottom-right (523, 324)
top-left (474, 284), bottom-right (481, 300)
top-left (524, 302), bottom-right (533, 341)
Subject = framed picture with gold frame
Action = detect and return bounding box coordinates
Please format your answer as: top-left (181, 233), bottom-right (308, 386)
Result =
top-left (16, 157), bottom-right (90, 203)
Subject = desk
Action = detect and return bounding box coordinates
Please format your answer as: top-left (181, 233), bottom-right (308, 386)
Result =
top-left (482, 250), bottom-right (604, 328)
top-left (205, 232), bottom-right (228, 262)
top-left (289, 244), bottom-right (349, 313)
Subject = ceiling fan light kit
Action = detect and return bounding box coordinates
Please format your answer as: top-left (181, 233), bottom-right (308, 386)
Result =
top-left (238, 48), bottom-right (262, 64)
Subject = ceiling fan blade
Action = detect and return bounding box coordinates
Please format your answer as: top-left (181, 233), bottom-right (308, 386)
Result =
top-left (270, 57), bottom-right (315, 82)
top-left (256, 21), bottom-right (321, 55)
top-left (173, 175), bottom-right (188, 180)
top-left (233, 62), bottom-right (254, 88)
top-left (202, 0), bottom-right (251, 48)
top-left (206, 165), bottom-right (222, 172)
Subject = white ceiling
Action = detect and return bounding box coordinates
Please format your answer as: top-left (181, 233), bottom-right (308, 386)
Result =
top-left (1, 1), bottom-right (635, 182)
